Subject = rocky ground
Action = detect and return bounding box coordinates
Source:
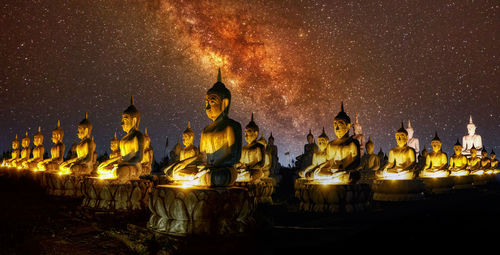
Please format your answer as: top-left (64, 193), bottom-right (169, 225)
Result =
top-left (1, 172), bottom-right (499, 254)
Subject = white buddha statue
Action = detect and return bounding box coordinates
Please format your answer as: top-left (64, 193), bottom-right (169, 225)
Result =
top-left (352, 113), bottom-right (366, 157)
top-left (406, 120), bottom-right (420, 158)
top-left (462, 115), bottom-right (482, 157)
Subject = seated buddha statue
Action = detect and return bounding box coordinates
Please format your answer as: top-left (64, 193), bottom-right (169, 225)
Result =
top-left (234, 114), bottom-right (266, 182)
top-left (468, 146), bottom-right (482, 174)
top-left (97, 96), bottom-right (145, 182)
top-left (298, 127), bottom-right (329, 179)
top-left (406, 120), bottom-right (420, 157)
top-left (13, 132), bottom-right (31, 168)
top-left (376, 122), bottom-right (417, 179)
top-left (267, 132), bottom-right (279, 175)
top-left (314, 103), bottom-right (361, 184)
top-left (256, 132), bottom-right (272, 177)
top-left (357, 137), bottom-right (380, 171)
top-left (480, 148), bottom-right (490, 169)
top-left (462, 115), bottom-right (483, 157)
top-left (24, 126), bottom-right (45, 170)
top-left (170, 69), bottom-right (242, 187)
top-left (165, 122), bottom-right (200, 178)
top-left (448, 139), bottom-right (469, 176)
top-left (59, 113), bottom-right (96, 175)
top-left (420, 132), bottom-right (450, 178)
top-left (37, 121), bottom-right (65, 172)
top-left (352, 113), bottom-right (366, 157)
top-left (168, 141), bottom-right (182, 165)
top-left (96, 132), bottom-right (121, 173)
top-left (5, 135), bottom-right (20, 167)
top-left (141, 128), bottom-right (154, 176)
top-left (489, 150), bottom-right (498, 172)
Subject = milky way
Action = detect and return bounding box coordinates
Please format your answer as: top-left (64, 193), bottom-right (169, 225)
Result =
top-left (0, 0), bottom-right (498, 165)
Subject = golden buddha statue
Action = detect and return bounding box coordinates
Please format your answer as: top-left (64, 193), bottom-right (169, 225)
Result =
top-left (165, 122), bottom-right (200, 178)
top-left (234, 113), bottom-right (266, 182)
top-left (97, 96), bottom-right (145, 182)
top-left (314, 103), bottom-right (361, 184)
top-left (59, 113), bottom-right (96, 175)
top-left (169, 141), bottom-right (182, 164)
top-left (420, 132), bottom-right (450, 178)
top-left (257, 132), bottom-right (272, 177)
top-left (24, 126), bottom-right (45, 170)
top-left (5, 135), bottom-right (20, 167)
top-left (96, 132), bottom-right (121, 173)
top-left (141, 128), bottom-right (154, 175)
top-left (468, 146), bottom-right (481, 174)
top-left (37, 121), bottom-right (65, 172)
top-left (448, 139), bottom-right (469, 176)
top-left (357, 137), bottom-right (380, 171)
top-left (170, 69), bottom-right (242, 186)
top-left (489, 151), bottom-right (498, 172)
top-left (376, 122), bottom-right (417, 179)
top-left (299, 127), bottom-right (329, 179)
top-left (13, 132), bottom-right (31, 168)
top-left (480, 148), bottom-right (490, 169)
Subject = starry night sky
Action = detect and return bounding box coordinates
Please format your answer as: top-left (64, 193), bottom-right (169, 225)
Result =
top-left (0, 0), bottom-right (498, 166)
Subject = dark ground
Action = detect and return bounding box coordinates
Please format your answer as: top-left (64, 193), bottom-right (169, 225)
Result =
top-left (1, 172), bottom-right (499, 254)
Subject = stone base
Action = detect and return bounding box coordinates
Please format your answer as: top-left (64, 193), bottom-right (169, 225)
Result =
top-left (451, 175), bottom-right (474, 189)
top-left (43, 172), bottom-right (84, 198)
top-left (81, 177), bottom-right (152, 212)
top-left (234, 177), bottom-right (274, 205)
top-left (148, 185), bottom-right (254, 236)
top-left (294, 179), bottom-right (372, 213)
top-left (420, 177), bottom-right (454, 194)
top-left (372, 179), bottom-right (425, 201)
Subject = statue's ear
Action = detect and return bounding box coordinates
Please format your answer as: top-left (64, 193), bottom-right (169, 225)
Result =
top-left (346, 123), bottom-right (351, 131)
top-left (222, 98), bottom-right (229, 111)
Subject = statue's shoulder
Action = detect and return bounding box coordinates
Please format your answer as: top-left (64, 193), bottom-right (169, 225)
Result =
top-left (226, 118), bottom-right (242, 130)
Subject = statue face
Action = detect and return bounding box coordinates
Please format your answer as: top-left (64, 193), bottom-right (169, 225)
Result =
top-left (422, 150), bottom-right (428, 157)
top-left (121, 113), bottom-right (137, 133)
top-left (205, 94), bottom-right (228, 121)
top-left (317, 137), bottom-right (328, 151)
top-left (406, 128), bottom-right (414, 138)
top-left (307, 135), bottom-right (313, 144)
top-left (431, 140), bottom-right (442, 152)
top-left (244, 128), bottom-right (258, 144)
top-left (22, 139), bottom-right (30, 148)
top-left (395, 132), bottom-right (408, 148)
top-left (110, 140), bottom-right (119, 151)
top-left (470, 148), bottom-right (477, 157)
top-left (144, 137), bottom-right (151, 148)
top-left (268, 137), bottom-right (274, 145)
top-left (482, 151), bottom-right (487, 157)
top-left (52, 132), bottom-right (61, 144)
top-left (353, 124), bottom-right (362, 135)
top-left (366, 143), bottom-right (374, 154)
top-left (333, 119), bottom-right (350, 139)
top-left (34, 136), bottom-right (43, 146)
top-left (182, 133), bottom-right (194, 147)
top-left (12, 141), bottom-right (19, 150)
top-left (77, 125), bottom-right (89, 140)
top-left (467, 124), bottom-right (476, 136)
top-left (492, 154), bottom-right (496, 160)
top-left (453, 145), bottom-right (462, 155)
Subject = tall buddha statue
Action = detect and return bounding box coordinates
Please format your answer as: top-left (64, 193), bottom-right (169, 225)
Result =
top-left (267, 132), bottom-right (279, 176)
top-left (298, 127), bottom-right (329, 179)
top-left (448, 139), bottom-right (469, 176)
top-left (165, 122), bottom-right (199, 178)
top-left (357, 137), bottom-right (380, 171)
top-left (234, 113), bottom-right (266, 182)
top-left (489, 150), bottom-right (498, 171)
top-left (480, 148), bottom-right (490, 169)
top-left (314, 102), bottom-right (361, 184)
top-left (141, 128), bottom-right (154, 175)
top-left (462, 115), bottom-right (483, 157)
top-left (37, 121), bottom-right (65, 172)
top-left (170, 68), bottom-right (242, 187)
top-left (14, 132), bottom-right (31, 168)
top-left (59, 113), bottom-right (96, 175)
top-left (24, 126), bottom-right (45, 169)
top-left (299, 130), bottom-right (318, 169)
top-left (376, 122), bottom-right (417, 179)
top-left (468, 146), bottom-right (481, 174)
top-left (5, 135), bottom-right (20, 166)
top-left (352, 113), bottom-right (366, 157)
top-left (406, 120), bottom-right (420, 158)
top-left (420, 132), bottom-right (450, 178)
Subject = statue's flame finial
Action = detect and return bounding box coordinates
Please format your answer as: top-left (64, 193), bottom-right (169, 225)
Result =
top-left (407, 119), bottom-right (412, 129)
top-left (469, 115), bottom-right (473, 124)
top-left (217, 68), bottom-right (222, 82)
top-left (57, 120), bottom-right (61, 128)
top-left (131, 95), bottom-right (134, 105)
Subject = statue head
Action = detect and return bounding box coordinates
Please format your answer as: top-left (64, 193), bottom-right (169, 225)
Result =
top-left (257, 132), bottom-right (267, 147)
top-left (491, 150), bottom-right (496, 160)
top-left (52, 120), bottom-right (64, 144)
top-left (421, 147), bottom-right (429, 158)
top-left (12, 134), bottom-right (19, 150)
top-left (244, 113), bottom-right (259, 144)
top-left (467, 115), bottom-right (476, 136)
top-left (78, 112), bottom-right (92, 140)
top-left (206, 68), bottom-right (231, 121)
top-left (306, 129), bottom-right (314, 144)
top-left (395, 122), bottom-right (408, 148)
top-left (110, 132), bottom-right (119, 152)
top-left (318, 127), bottom-right (329, 151)
top-left (122, 96), bottom-right (140, 133)
top-left (182, 122), bottom-right (194, 147)
top-left (470, 145), bottom-right (477, 157)
top-left (431, 132), bottom-right (442, 152)
top-left (33, 126), bottom-right (44, 146)
top-left (365, 137), bottom-right (374, 155)
top-left (22, 132), bottom-right (31, 148)
top-left (268, 132), bottom-right (275, 146)
top-left (453, 139), bottom-right (462, 156)
top-left (352, 113), bottom-right (363, 135)
top-left (406, 120), bottom-right (414, 139)
top-left (334, 102), bottom-right (351, 139)
top-left (144, 128), bottom-right (151, 149)
top-left (481, 148), bottom-right (487, 158)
